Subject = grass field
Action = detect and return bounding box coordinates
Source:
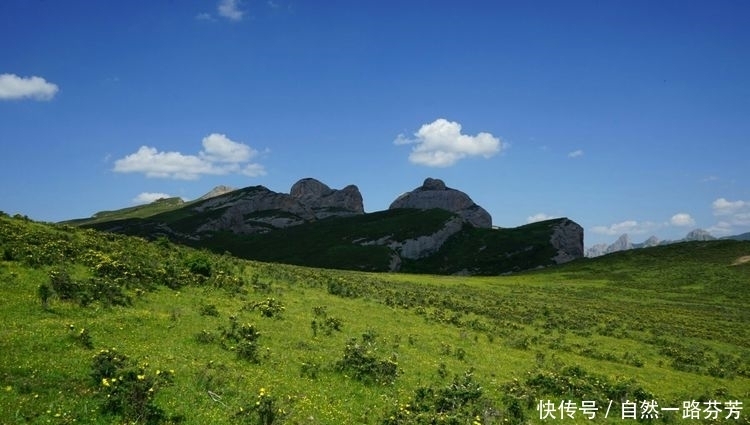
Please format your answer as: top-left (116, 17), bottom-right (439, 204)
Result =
top-left (1, 214), bottom-right (748, 424)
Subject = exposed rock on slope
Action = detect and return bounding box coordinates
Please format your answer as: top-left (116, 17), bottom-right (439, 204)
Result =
top-left (196, 185), bottom-right (236, 201)
top-left (187, 179), bottom-right (364, 234)
top-left (290, 178), bottom-right (364, 218)
top-left (389, 178), bottom-right (492, 228)
top-left (550, 219), bottom-right (584, 264)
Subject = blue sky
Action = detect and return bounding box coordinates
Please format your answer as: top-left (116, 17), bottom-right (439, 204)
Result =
top-left (1, 0), bottom-right (749, 247)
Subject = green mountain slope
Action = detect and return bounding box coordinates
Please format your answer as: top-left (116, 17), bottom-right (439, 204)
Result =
top-left (63, 197), bottom-right (186, 225)
top-left (79, 203), bottom-right (580, 274)
top-left (1, 214), bottom-right (748, 424)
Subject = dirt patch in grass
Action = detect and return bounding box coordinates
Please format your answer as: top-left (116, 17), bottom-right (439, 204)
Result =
top-left (731, 255), bottom-right (750, 265)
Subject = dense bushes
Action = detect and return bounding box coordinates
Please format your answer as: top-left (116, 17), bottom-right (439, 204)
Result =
top-left (336, 332), bottom-right (399, 385)
top-left (91, 349), bottom-right (174, 424)
top-left (383, 370), bottom-right (496, 424)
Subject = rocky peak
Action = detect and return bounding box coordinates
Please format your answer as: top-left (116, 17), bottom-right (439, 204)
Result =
top-left (197, 185), bottom-right (236, 201)
top-left (389, 178), bottom-right (492, 228)
top-left (607, 234), bottom-right (632, 253)
top-left (290, 178), bottom-right (333, 202)
top-left (290, 178), bottom-right (364, 217)
top-left (684, 229), bottom-right (716, 241)
top-left (642, 235), bottom-right (660, 247)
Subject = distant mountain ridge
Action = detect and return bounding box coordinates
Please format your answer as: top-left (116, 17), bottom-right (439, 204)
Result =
top-left (584, 228), bottom-right (740, 257)
top-left (69, 177), bottom-right (585, 275)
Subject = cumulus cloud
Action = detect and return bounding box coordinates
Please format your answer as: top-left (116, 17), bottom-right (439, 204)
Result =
top-left (113, 133), bottom-right (266, 180)
top-left (710, 198), bottom-right (750, 235)
top-left (670, 213), bottom-right (695, 227)
top-left (133, 192), bottom-right (174, 204)
top-left (218, 0), bottom-right (245, 21)
top-left (0, 73), bottom-right (59, 100)
top-left (394, 118), bottom-right (504, 167)
top-left (526, 213), bottom-right (558, 223)
top-left (567, 149), bottom-right (584, 158)
top-left (712, 198), bottom-right (748, 216)
top-left (591, 220), bottom-right (658, 236)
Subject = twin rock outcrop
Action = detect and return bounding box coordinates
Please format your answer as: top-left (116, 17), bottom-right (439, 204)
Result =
top-left (194, 178), bottom-right (364, 234)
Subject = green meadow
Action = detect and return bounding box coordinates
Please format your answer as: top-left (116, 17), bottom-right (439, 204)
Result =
top-left (1, 214), bottom-right (748, 424)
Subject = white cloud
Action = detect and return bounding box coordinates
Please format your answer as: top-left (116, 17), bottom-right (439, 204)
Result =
top-left (0, 73), bottom-right (59, 100)
top-left (591, 220), bottom-right (658, 236)
top-left (113, 133), bottom-right (266, 180)
top-left (526, 213), bottom-right (558, 223)
top-left (567, 149), bottom-right (584, 158)
top-left (712, 198), bottom-right (748, 216)
top-left (670, 213), bottom-right (695, 227)
top-left (709, 198), bottom-right (750, 235)
top-left (394, 118), bottom-right (504, 167)
top-left (200, 133), bottom-right (255, 163)
top-left (707, 221), bottom-right (734, 237)
top-left (133, 192), bottom-right (174, 205)
top-left (218, 0), bottom-right (245, 21)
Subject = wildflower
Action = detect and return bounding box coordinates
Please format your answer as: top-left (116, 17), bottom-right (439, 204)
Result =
top-left (137, 374), bottom-right (146, 381)
top-left (101, 378), bottom-right (110, 387)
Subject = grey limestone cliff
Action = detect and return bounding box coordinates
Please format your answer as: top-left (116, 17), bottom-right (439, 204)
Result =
top-left (389, 178), bottom-right (492, 228)
top-left (193, 179), bottom-right (364, 234)
top-left (550, 219), bottom-right (584, 264)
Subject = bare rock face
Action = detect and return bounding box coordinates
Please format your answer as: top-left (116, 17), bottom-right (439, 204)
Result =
top-left (391, 216), bottom-right (465, 260)
top-left (290, 178), bottom-right (364, 218)
top-left (196, 185), bottom-right (236, 201)
top-left (550, 219), bottom-right (584, 264)
top-left (389, 178), bottom-right (492, 228)
top-left (193, 178), bottom-right (363, 234)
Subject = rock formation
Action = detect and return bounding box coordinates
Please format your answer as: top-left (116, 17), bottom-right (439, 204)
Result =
top-left (290, 178), bottom-right (364, 218)
top-left (550, 219), bottom-right (584, 264)
top-left (389, 178), bottom-right (492, 228)
top-left (684, 229), bottom-right (716, 241)
top-left (193, 179), bottom-right (364, 234)
top-left (196, 185), bottom-right (236, 201)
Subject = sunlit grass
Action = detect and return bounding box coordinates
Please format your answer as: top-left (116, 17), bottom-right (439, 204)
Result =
top-left (1, 215), bottom-right (748, 424)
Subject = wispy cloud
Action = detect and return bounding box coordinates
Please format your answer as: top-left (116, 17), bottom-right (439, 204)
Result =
top-left (195, 12), bottom-right (215, 21)
top-left (394, 118), bottom-right (505, 167)
top-left (0, 73), bottom-right (59, 101)
top-left (526, 213), bottom-right (558, 223)
top-left (113, 133), bottom-right (266, 180)
top-left (132, 192), bottom-right (175, 205)
top-left (591, 220), bottom-right (659, 236)
top-left (669, 213), bottom-right (695, 227)
top-left (567, 149), bottom-right (584, 158)
top-left (218, 0), bottom-right (245, 21)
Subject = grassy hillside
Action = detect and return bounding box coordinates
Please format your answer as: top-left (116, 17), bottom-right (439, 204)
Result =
top-left (1, 214), bottom-right (749, 424)
top-left (63, 197), bottom-right (186, 226)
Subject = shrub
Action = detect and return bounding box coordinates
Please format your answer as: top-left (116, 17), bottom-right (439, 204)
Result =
top-left (199, 303), bottom-right (220, 317)
top-left (186, 255), bottom-right (212, 277)
top-left (91, 349), bottom-right (174, 424)
top-left (336, 337), bottom-right (398, 385)
top-left (382, 370), bottom-right (496, 424)
top-left (236, 387), bottom-right (284, 425)
top-left (49, 268), bottom-right (80, 300)
top-left (37, 282), bottom-right (52, 309)
top-left (219, 317), bottom-right (263, 363)
top-left (195, 330), bottom-right (216, 344)
top-left (68, 324), bottom-right (93, 349)
top-left (247, 298), bottom-right (285, 318)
